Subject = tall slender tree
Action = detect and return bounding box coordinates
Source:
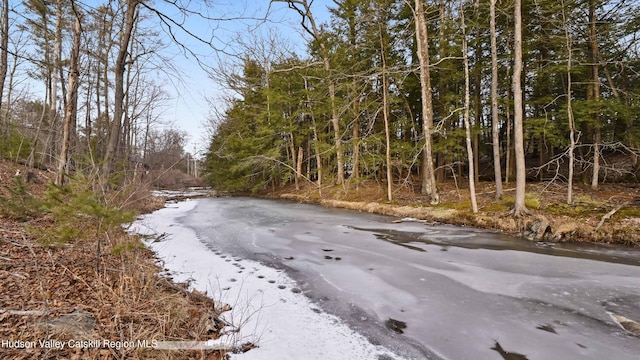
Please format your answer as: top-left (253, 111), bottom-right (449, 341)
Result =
top-left (0, 0), bottom-right (8, 136)
top-left (561, 0), bottom-right (576, 205)
top-left (379, 13), bottom-right (393, 201)
top-left (588, 0), bottom-right (601, 190)
top-left (512, 0), bottom-right (529, 216)
top-left (489, 0), bottom-right (503, 199)
top-left (461, 0), bottom-right (477, 213)
top-left (56, 4), bottom-right (81, 186)
top-left (411, 0), bottom-right (439, 204)
top-left (101, 0), bottom-right (139, 183)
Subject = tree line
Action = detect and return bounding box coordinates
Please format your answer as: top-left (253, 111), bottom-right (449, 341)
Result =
top-left (204, 0), bottom-right (640, 215)
top-left (0, 0), bottom-right (205, 188)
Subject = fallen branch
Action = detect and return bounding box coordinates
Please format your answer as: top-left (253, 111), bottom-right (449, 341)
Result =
top-left (153, 340), bottom-right (255, 352)
top-left (594, 204), bottom-right (624, 233)
top-left (0, 309), bottom-right (50, 316)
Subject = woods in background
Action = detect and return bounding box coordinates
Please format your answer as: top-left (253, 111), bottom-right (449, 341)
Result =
top-left (0, 0), bottom-right (198, 188)
top-left (203, 0), bottom-right (640, 215)
top-left (1, 0), bottom-right (639, 211)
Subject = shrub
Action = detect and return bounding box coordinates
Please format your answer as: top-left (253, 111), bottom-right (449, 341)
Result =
top-left (39, 176), bottom-right (136, 245)
top-left (0, 129), bottom-right (31, 160)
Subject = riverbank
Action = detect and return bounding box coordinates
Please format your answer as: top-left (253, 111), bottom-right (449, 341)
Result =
top-left (262, 180), bottom-right (640, 247)
top-left (0, 161), bottom-right (228, 359)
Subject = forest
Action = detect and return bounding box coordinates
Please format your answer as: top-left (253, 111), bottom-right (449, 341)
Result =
top-left (203, 0), bottom-right (640, 217)
top-left (0, 0), bottom-right (639, 217)
top-left (0, 0), bottom-right (202, 189)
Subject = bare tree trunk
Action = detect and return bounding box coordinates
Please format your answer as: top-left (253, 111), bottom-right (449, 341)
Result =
top-left (588, 0), bottom-right (601, 190)
top-left (96, 5), bottom-right (113, 159)
top-left (84, 61), bottom-right (93, 154)
top-left (327, 62), bottom-right (343, 184)
top-left (29, 26), bottom-right (53, 168)
top-left (490, 0), bottom-right (503, 199)
top-left (349, 12), bottom-right (360, 181)
top-left (304, 76), bottom-right (322, 197)
top-left (290, 133), bottom-right (299, 190)
top-left (413, 0), bottom-right (439, 204)
top-left (380, 22), bottom-right (392, 202)
top-left (311, 113), bottom-right (322, 197)
top-left (561, 0), bottom-right (576, 205)
top-left (0, 0), bottom-right (8, 136)
top-left (124, 35), bottom-right (135, 160)
top-left (297, 146), bottom-right (304, 188)
top-left (2, 23), bottom-right (19, 136)
top-left (351, 76), bottom-right (360, 180)
top-left (473, 26), bottom-right (481, 186)
top-left (50, 0), bottom-right (62, 147)
top-left (505, 63), bottom-right (512, 184)
top-left (56, 12), bottom-right (81, 186)
top-left (101, 0), bottom-right (138, 183)
top-left (512, 0), bottom-right (529, 217)
top-left (41, 0), bottom-right (64, 168)
top-left (435, 0), bottom-right (447, 183)
top-left (28, 6), bottom-right (52, 168)
top-left (461, 1), bottom-right (477, 213)
top-left (99, 16), bottom-right (110, 155)
top-left (27, 98), bottom-right (47, 168)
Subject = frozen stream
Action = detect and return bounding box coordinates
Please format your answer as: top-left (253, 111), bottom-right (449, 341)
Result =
top-left (134, 197), bottom-right (640, 359)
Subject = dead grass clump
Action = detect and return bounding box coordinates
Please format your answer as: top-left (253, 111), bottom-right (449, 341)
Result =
top-left (474, 214), bottom-right (515, 231)
top-left (0, 230), bottom-right (227, 360)
top-left (106, 177), bottom-right (166, 214)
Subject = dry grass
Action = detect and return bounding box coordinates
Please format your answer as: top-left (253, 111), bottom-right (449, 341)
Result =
top-left (270, 179), bottom-right (640, 246)
top-left (1, 233), bottom-right (226, 359)
top-left (0, 161), bottom-right (230, 359)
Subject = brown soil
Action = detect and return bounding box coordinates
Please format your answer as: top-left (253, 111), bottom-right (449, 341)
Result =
top-left (263, 179), bottom-right (640, 247)
top-left (0, 161), bottom-right (230, 359)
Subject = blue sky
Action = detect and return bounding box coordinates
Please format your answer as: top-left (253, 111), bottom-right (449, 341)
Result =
top-left (12, 0), bottom-right (335, 158)
top-left (151, 0), bottom-right (333, 156)
top-left (11, 0), bottom-right (332, 157)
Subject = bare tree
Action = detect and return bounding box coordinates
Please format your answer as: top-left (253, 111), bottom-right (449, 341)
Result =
top-left (101, 0), bottom-right (139, 183)
top-left (379, 19), bottom-right (392, 202)
top-left (490, 0), bottom-right (503, 200)
top-left (305, 76), bottom-right (323, 197)
top-left (50, 0), bottom-right (63, 155)
top-left (460, 0), bottom-right (477, 213)
top-left (22, 0), bottom-right (55, 168)
top-left (561, 0), bottom-right (576, 205)
top-left (410, 0), bottom-right (439, 204)
top-left (512, 0), bottom-right (529, 216)
top-left (588, 0), bottom-right (601, 190)
top-left (2, 24), bottom-right (29, 134)
top-left (0, 0), bottom-right (8, 136)
top-left (56, 4), bottom-right (81, 186)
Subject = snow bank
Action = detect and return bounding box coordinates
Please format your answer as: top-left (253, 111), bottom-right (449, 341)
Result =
top-left (130, 199), bottom-right (406, 360)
